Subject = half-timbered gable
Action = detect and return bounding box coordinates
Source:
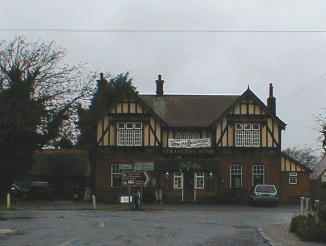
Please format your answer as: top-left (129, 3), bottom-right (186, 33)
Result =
top-left (97, 97), bottom-right (165, 148)
top-left (215, 87), bottom-right (286, 149)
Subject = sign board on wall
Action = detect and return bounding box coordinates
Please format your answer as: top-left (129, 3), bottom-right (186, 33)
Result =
top-left (118, 162), bottom-right (154, 172)
top-left (134, 162), bottom-right (154, 171)
top-left (168, 138), bottom-right (211, 148)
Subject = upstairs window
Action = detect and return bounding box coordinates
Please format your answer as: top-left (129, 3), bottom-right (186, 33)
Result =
top-left (288, 172), bottom-right (298, 185)
top-left (252, 164), bottom-right (264, 186)
top-left (117, 122), bottom-right (143, 146)
top-left (230, 164), bottom-right (243, 189)
top-left (235, 123), bottom-right (260, 147)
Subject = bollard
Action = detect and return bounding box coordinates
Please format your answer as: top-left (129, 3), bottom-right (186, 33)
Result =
top-left (6, 193), bottom-right (11, 209)
top-left (314, 200), bottom-right (320, 224)
top-left (92, 194), bottom-right (96, 210)
top-left (300, 196), bottom-right (305, 215)
top-left (305, 197), bottom-right (311, 214)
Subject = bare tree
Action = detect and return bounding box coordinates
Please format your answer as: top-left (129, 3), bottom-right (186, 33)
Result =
top-left (0, 36), bottom-right (95, 191)
top-left (283, 146), bottom-right (320, 168)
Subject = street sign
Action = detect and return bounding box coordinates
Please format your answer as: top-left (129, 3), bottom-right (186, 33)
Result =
top-left (123, 172), bottom-right (146, 187)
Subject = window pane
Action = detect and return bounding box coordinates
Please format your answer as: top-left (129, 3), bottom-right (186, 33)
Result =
top-left (112, 174), bottom-right (122, 187)
top-left (230, 164), bottom-right (242, 189)
top-left (117, 122), bottom-right (143, 146)
top-left (235, 123), bottom-right (261, 147)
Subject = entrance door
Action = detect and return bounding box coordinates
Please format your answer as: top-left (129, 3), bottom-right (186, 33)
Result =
top-left (183, 171), bottom-right (194, 202)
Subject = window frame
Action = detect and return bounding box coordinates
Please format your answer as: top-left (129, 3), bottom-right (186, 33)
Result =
top-left (110, 164), bottom-right (122, 188)
top-left (194, 172), bottom-right (205, 190)
top-left (235, 123), bottom-right (261, 147)
top-left (252, 164), bottom-right (265, 186)
top-left (173, 172), bottom-right (184, 190)
top-left (288, 172), bottom-right (298, 185)
top-left (117, 121), bottom-right (143, 147)
top-left (230, 164), bottom-right (243, 189)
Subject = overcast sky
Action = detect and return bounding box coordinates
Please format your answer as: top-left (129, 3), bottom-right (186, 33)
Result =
top-left (1, 0), bottom-right (326, 152)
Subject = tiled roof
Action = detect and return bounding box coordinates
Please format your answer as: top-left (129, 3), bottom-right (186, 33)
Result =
top-left (140, 95), bottom-right (239, 127)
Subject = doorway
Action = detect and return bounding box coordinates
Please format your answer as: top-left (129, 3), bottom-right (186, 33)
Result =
top-left (183, 170), bottom-right (194, 201)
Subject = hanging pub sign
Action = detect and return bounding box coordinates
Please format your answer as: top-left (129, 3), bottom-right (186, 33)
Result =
top-left (168, 138), bottom-right (211, 148)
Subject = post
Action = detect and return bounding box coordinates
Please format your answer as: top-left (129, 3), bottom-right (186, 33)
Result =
top-left (314, 200), bottom-right (320, 224)
top-left (305, 197), bottom-right (310, 214)
top-left (92, 194), bottom-right (97, 210)
top-left (300, 196), bottom-right (305, 215)
top-left (6, 193), bottom-right (11, 209)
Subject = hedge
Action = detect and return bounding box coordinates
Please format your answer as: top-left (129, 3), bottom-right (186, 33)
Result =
top-left (290, 214), bottom-right (326, 242)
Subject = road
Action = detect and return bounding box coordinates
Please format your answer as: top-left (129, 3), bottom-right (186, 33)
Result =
top-left (0, 205), bottom-right (298, 246)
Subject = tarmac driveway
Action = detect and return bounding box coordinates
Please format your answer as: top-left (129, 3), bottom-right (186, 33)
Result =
top-left (0, 204), bottom-right (298, 246)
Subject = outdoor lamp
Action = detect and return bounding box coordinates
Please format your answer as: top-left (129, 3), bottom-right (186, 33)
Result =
top-left (165, 171), bottom-right (169, 176)
top-left (209, 171), bottom-right (213, 177)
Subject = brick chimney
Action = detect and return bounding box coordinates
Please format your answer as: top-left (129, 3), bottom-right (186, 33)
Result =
top-left (267, 83), bottom-right (276, 115)
top-left (156, 74), bottom-right (164, 96)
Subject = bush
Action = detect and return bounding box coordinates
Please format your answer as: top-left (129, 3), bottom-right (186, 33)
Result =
top-left (289, 215), bottom-right (306, 233)
top-left (318, 204), bottom-right (326, 221)
top-left (319, 220), bottom-right (326, 242)
top-left (297, 215), bottom-right (321, 241)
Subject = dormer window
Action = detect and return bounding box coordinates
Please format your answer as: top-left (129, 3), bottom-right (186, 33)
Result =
top-left (117, 122), bottom-right (143, 146)
top-left (235, 123), bottom-right (260, 147)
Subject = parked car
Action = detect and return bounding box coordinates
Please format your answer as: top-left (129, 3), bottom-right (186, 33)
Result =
top-left (10, 179), bottom-right (54, 200)
top-left (248, 184), bottom-right (280, 206)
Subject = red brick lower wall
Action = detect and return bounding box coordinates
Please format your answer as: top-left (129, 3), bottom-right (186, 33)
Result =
top-left (95, 154), bottom-right (311, 204)
top-left (280, 172), bottom-right (311, 203)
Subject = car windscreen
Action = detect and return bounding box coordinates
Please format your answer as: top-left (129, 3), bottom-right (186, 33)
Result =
top-left (255, 185), bottom-right (276, 193)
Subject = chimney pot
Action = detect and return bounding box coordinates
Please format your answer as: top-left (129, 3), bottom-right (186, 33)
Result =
top-left (269, 83), bottom-right (274, 97)
top-left (156, 74), bottom-right (164, 96)
top-left (267, 83), bottom-right (276, 115)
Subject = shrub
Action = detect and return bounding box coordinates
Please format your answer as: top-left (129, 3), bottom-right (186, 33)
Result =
top-left (319, 220), bottom-right (326, 242)
top-left (289, 215), bottom-right (306, 233)
top-left (296, 215), bottom-right (321, 242)
top-left (318, 204), bottom-right (326, 221)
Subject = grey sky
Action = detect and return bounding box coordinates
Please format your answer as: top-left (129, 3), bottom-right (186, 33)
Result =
top-left (1, 0), bottom-right (326, 151)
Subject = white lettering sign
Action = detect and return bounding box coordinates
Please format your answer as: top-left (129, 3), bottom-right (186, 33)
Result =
top-left (168, 138), bottom-right (211, 148)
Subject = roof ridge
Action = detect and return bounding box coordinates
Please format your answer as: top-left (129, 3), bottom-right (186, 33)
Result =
top-left (140, 94), bottom-right (240, 96)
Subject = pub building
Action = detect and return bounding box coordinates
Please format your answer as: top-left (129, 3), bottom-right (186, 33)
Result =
top-left (95, 75), bottom-right (311, 203)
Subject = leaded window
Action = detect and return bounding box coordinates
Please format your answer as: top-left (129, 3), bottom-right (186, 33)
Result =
top-left (194, 172), bottom-right (205, 189)
top-left (111, 164), bottom-right (122, 188)
top-left (173, 172), bottom-right (183, 190)
top-left (235, 123), bottom-right (260, 147)
top-left (252, 164), bottom-right (264, 186)
top-left (117, 122), bottom-right (143, 146)
top-left (230, 164), bottom-right (243, 189)
top-left (288, 172), bottom-right (298, 185)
